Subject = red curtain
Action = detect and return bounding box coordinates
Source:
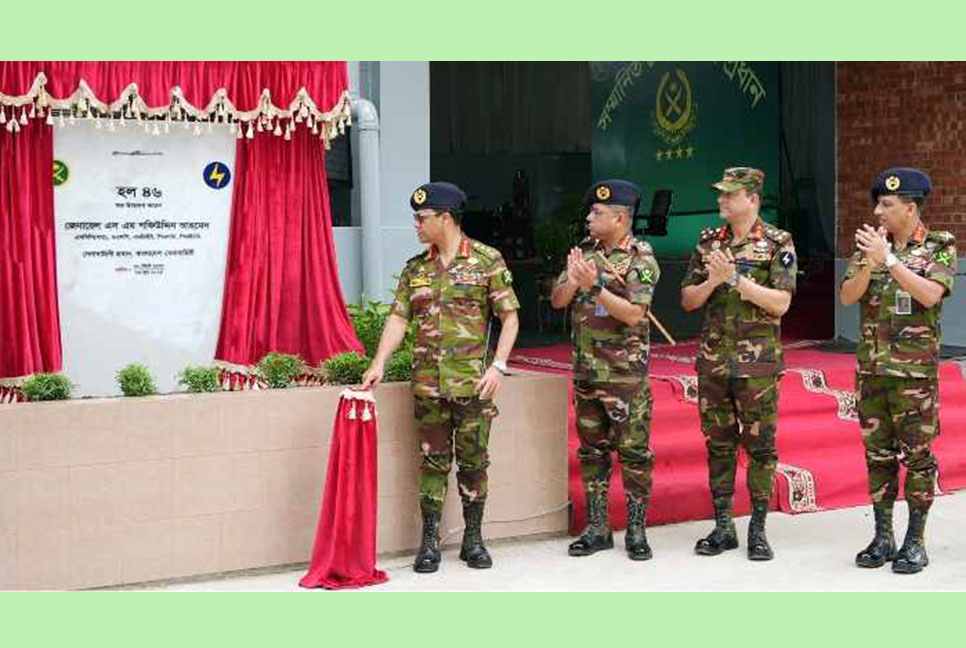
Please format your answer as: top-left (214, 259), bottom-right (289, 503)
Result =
top-left (0, 62), bottom-right (349, 115)
top-left (0, 119), bottom-right (62, 379)
top-left (214, 120), bottom-right (363, 368)
top-left (300, 390), bottom-right (387, 590)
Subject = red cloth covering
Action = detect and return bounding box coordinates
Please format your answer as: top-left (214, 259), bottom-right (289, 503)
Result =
top-left (214, 122), bottom-right (363, 367)
top-left (0, 118), bottom-right (62, 379)
top-left (300, 390), bottom-right (388, 590)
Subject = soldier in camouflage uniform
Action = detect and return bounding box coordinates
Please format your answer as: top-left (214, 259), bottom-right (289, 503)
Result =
top-left (551, 179), bottom-right (661, 561)
top-left (681, 167), bottom-right (797, 561)
top-left (361, 182), bottom-right (520, 573)
top-left (840, 167), bottom-right (956, 574)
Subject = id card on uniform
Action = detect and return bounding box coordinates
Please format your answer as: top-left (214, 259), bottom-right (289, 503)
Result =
top-left (895, 290), bottom-right (912, 315)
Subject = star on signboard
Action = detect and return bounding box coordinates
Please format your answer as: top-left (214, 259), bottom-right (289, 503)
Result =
top-left (656, 151), bottom-right (664, 162)
top-left (686, 146), bottom-right (694, 158)
top-left (666, 149), bottom-right (674, 159)
top-left (676, 147), bottom-right (684, 159)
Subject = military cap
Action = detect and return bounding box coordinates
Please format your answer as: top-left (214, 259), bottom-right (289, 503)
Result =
top-left (584, 179), bottom-right (643, 213)
top-left (409, 181), bottom-right (468, 212)
top-left (711, 167), bottom-right (764, 193)
top-left (870, 167), bottom-right (932, 202)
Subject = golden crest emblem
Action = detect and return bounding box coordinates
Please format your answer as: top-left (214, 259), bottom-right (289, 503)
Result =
top-left (413, 188), bottom-right (427, 205)
top-left (653, 68), bottom-right (698, 146)
top-left (885, 175), bottom-right (901, 191)
top-left (596, 185), bottom-right (611, 201)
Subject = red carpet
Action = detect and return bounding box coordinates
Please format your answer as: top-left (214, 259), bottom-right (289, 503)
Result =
top-left (509, 341), bottom-right (966, 534)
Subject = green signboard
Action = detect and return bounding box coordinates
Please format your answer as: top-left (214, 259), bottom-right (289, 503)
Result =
top-left (590, 61), bottom-right (780, 257)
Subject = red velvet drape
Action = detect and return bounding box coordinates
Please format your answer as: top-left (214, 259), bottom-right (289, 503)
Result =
top-left (0, 119), bottom-right (61, 379)
top-left (300, 390), bottom-right (387, 590)
top-left (0, 62), bottom-right (349, 114)
top-left (214, 122), bottom-right (363, 367)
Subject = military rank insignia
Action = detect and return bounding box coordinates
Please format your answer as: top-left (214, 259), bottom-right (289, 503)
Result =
top-left (885, 175), bottom-right (901, 191)
top-left (596, 185), bottom-right (611, 201)
top-left (413, 188), bottom-right (427, 206)
top-left (779, 251), bottom-right (795, 268)
top-left (502, 269), bottom-right (513, 285)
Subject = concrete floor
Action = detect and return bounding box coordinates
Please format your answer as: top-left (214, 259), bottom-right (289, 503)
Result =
top-left (130, 491), bottom-right (966, 591)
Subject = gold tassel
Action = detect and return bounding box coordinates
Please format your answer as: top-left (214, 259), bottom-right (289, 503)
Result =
top-left (45, 112), bottom-right (53, 126)
top-left (0, 107), bottom-right (6, 124)
top-left (29, 104), bottom-right (36, 119)
top-left (347, 402), bottom-right (357, 420)
top-left (19, 107), bottom-right (28, 125)
top-left (361, 402), bottom-right (372, 421)
top-left (246, 122), bottom-right (254, 139)
top-left (273, 122), bottom-right (282, 136)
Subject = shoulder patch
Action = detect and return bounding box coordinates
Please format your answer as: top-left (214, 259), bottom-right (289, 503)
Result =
top-left (405, 250), bottom-right (429, 267)
top-left (763, 226), bottom-right (791, 244)
top-left (927, 230), bottom-right (956, 246)
top-left (471, 240), bottom-right (500, 261)
top-left (629, 237), bottom-right (654, 256)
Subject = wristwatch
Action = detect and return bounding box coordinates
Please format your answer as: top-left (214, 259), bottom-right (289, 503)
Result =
top-left (588, 279), bottom-right (604, 298)
top-left (725, 270), bottom-right (740, 288)
top-left (885, 252), bottom-right (899, 269)
top-left (491, 360), bottom-right (509, 375)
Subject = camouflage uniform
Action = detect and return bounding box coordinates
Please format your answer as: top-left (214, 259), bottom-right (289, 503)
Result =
top-left (391, 235), bottom-right (520, 515)
top-left (556, 233), bottom-right (660, 505)
top-left (682, 217), bottom-right (797, 506)
top-left (843, 222), bottom-right (957, 514)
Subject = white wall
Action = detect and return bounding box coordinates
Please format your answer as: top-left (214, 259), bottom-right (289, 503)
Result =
top-left (335, 62), bottom-right (428, 305)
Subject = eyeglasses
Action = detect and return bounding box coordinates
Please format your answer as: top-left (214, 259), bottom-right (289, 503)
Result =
top-left (413, 211), bottom-right (438, 224)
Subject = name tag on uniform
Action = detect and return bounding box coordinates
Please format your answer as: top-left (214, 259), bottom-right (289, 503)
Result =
top-left (410, 276), bottom-right (433, 288)
top-left (895, 290), bottom-right (912, 315)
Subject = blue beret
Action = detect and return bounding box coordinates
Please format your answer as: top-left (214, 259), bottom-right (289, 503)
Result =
top-left (410, 182), bottom-right (467, 211)
top-left (871, 167), bottom-right (932, 202)
top-left (584, 179), bottom-right (642, 213)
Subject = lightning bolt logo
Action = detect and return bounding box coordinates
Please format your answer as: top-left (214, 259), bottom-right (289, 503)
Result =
top-left (209, 165), bottom-right (225, 187)
top-left (203, 162), bottom-right (232, 190)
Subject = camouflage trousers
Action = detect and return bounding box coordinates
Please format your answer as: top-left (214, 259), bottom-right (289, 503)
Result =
top-left (698, 373), bottom-right (780, 504)
top-left (856, 374), bottom-right (939, 513)
top-left (414, 395), bottom-right (498, 515)
top-left (574, 379), bottom-right (654, 504)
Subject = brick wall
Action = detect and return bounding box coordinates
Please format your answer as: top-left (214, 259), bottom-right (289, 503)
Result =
top-left (837, 62), bottom-right (966, 255)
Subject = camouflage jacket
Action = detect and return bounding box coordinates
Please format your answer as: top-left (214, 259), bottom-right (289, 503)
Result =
top-left (843, 224), bottom-right (956, 378)
top-left (391, 236), bottom-right (520, 399)
top-left (555, 234), bottom-right (660, 384)
top-left (682, 218), bottom-right (797, 378)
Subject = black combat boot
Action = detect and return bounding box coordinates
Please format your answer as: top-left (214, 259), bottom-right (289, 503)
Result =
top-left (624, 497), bottom-right (652, 561)
top-left (413, 510), bottom-right (442, 573)
top-left (855, 502), bottom-right (896, 568)
top-left (695, 497), bottom-right (739, 556)
top-left (568, 491), bottom-right (614, 556)
top-left (459, 501), bottom-right (492, 569)
top-left (892, 509), bottom-right (929, 574)
top-left (747, 501), bottom-right (774, 561)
